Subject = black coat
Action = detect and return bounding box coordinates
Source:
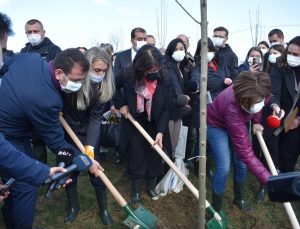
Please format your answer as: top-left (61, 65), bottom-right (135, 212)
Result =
top-left (113, 68), bottom-right (172, 152)
top-left (216, 44), bottom-right (239, 80)
top-left (113, 48), bottom-right (132, 82)
top-left (20, 37), bottom-right (61, 62)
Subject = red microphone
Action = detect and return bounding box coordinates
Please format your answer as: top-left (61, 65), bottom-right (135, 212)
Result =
top-left (267, 115), bottom-right (281, 128)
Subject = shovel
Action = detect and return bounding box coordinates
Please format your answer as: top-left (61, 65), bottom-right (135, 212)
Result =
top-left (127, 113), bottom-right (228, 229)
top-left (256, 131), bottom-right (300, 229)
top-left (59, 115), bottom-right (157, 229)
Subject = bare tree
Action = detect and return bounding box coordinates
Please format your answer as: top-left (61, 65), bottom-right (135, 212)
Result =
top-left (109, 30), bottom-right (124, 52)
top-left (156, 0), bottom-right (168, 49)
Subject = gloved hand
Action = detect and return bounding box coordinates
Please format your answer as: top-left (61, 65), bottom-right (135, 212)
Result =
top-left (56, 149), bottom-right (74, 167)
top-left (85, 145), bottom-right (95, 159)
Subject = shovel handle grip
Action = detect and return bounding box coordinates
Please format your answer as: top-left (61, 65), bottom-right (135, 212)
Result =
top-left (256, 131), bottom-right (300, 229)
top-left (59, 115), bottom-right (127, 207)
top-left (127, 113), bottom-right (222, 222)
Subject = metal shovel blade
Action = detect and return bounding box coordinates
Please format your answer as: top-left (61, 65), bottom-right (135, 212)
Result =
top-left (206, 210), bottom-right (229, 229)
top-left (123, 205), bottom-right (158, 229)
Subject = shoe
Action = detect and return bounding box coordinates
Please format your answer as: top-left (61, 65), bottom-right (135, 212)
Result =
top-left (146, 178), bottom-right (158, 199)
top-left (256, 185), bottom-right (266, 202)
top-left (212, 191), bottom-right (223, 212)
top-left (94, 187), bottom-right (113, 225)
top-left (131, 178), bottom-right (142, 204)
top-left (64, 184), bottom-right (80, 223)
top-left (233, 181), bottom-right (251, 212)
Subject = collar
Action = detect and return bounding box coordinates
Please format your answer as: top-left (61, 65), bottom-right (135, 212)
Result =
top-left (131, 48), bottom-right (137, 61)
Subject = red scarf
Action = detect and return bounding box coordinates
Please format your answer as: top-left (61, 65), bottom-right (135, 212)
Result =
top-left (135, 78), bottom-right (158, 121)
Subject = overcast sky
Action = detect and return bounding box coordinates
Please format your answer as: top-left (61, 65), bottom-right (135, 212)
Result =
top-left (1, 0), bottom-right (299, 61)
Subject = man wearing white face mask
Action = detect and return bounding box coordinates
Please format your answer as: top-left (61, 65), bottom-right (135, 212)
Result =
top-left (113, 27), bottom-right (147, 81)
top-left (268, 28), bottom-right (286, 48)
top-left (0, 48), bottom-right (103, 229)
top-left (269, 36), bottom-right (300, 174)
top-left (212, 26), bottom-right (239, 80)
top-left (20, 19), bottom-right (61, 62)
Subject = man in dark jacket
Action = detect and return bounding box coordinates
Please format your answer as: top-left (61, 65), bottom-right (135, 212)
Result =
top-left (212, 26), bottom-right (239, 80)
top-left (20, 19), bottom-right (62, 164)
top-left (0, 49), bottom-right (102, 229)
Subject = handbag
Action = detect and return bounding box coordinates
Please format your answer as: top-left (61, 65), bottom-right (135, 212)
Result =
top-left (100, 112), bottom-right (121, 149)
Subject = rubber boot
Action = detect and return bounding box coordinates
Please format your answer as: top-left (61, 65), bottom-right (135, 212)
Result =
top-left (233, 181), bottom-right (251, 212)
top-left (131, 178), bottom-right (142, 204)
top-left (94, 187), bottom-right (113, 225)
top-left (256, 184), bottom-right (266, 202)
top-left (32, 144), bottom-right (47, 164)
top-left (206, 154), bottom-right (214, 179)
top-left (64, 184), bottom-right (80, 223)
top-left (212, 191), bottom-right (223, 212)
top-left (146, 178), bottom-right (158, 198)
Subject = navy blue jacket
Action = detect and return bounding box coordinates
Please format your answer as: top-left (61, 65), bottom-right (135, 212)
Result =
top-left (216, 44), bottom-right (239, 80)
top-left (0, 53), bottom-right (81, 156)
top-left (0, 133), bottom-right (49, 186)
top-left (113, 48), bottom-right (132, 82)
top-left (20, 37), bottom-right (61, 62)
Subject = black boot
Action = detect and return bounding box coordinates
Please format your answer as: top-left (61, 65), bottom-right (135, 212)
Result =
top-left (64, 184), bottom-right (80, 223)
top-left (146, 178), bottom-right (158, 199)
top-left (131, 178), bottom-right (142, 204)
top-left (233, 181), bottom-right (251, 212)
top-left (94, 187), bottom-right (113, 225)
top-left (256, 184), bottom-right (267, 202)
top-left (212, 191), bottom-right (223, 212)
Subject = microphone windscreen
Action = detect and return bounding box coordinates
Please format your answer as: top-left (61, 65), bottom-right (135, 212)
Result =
top-left (73, 154), bottom-right (92, 171)
top-left (267, 115), bottom-right (280, 128)
top-left (56, 149), bottom-right (74, 166)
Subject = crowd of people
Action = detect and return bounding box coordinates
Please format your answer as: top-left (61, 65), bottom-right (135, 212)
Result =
top-left (0, 11), bottom-right (300, 228)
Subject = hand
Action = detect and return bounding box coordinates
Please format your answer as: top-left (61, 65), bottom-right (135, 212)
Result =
top-left (88, 160), bottom-right (104, 177)
top-left (290, 118), bottom-right (300, 130)
top-left (49, 167), bottom-right (72, 187)
top-left (0, 184), bottom-right (9, 201)
top-left (119, 105), bottom-right (129, 118)
top-left (110, 105), bottom-right (117, 115)
top-left (272, 105), bottom-right (285, 120)
top-left (249, 63), bottom-right (260, 72)
top-left (253, 123), bottom-right (264, 134)
top-left (153, 133), bottom-right (163, 149)
top-left (224, 78), bottom-right (232, 85)
top-left (85, 145), bottom-right (95, 159)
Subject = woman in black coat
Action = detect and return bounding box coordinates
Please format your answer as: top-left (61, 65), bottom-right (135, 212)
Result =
top-left (113, 44), bottom-right (172, 203)
top-left (62, 47), bottom-right (115, 225)
top-left (269, 36), bottom-right (300, 173)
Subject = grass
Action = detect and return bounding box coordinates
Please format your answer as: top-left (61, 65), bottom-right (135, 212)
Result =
top-left (0, 150), bottom-right (299, 229)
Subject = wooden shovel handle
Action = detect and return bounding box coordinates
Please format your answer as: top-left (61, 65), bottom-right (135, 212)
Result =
top-left (256, 131), bottom-right (300, 229)
top-left (127, 113), bottom-right (222, 222)
top-left (59, 115), bottom-right (127, 207)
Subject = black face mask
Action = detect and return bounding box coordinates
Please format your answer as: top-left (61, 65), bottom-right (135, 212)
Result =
top-left (146, 71), bottom-right (160, 81)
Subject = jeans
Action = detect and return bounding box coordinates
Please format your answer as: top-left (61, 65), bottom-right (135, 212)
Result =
top-left (207, 125), bottom-right (247, 195)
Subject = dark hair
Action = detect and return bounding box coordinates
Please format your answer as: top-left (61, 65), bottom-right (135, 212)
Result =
top-left (147, 35), bottom-right (155, 39)
top-left (0, 12), bottom-right (14, 39)
top-left (132, 44), bottom-right (163, 81)
top-left (213, 26), bottom-right (229, 37)
top-left (165, 38), bottom-right (187, 62)
top-left (233, 71), bottom-right (271, 110)
top-left (131, 27), bottom-right (146, 39)
top-left (268, 29), bottom-right (284, 38)
top-left (194, 37), bottom-right (216, 63)
top-left (245, 46), bottom-right (264, 63)
top-left (25, 19), bottom-right (44, 29)
top-left (53, 48), bottom-right (90, 74)
top-left (257, 41), bottom-right (269, 49)
top-left (277, 36), bottom-right (300, 68)
top-left (264, 44), bottom-right (285, 73)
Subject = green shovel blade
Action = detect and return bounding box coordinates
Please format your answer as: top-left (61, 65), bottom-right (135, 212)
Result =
top-left (206, 210), bottom-right (229, 229)
top-left (122, 204), bottom-right (158, 229)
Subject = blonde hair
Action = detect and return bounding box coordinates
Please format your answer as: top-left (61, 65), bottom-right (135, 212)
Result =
top-left (76, 47), bottom-right (115, 110)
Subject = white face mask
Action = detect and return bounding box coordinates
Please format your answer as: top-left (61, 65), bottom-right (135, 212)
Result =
top-left (212, 37), bottom-right (224, 47)
top-left (287, 54), bottom-right (300, 68)
top-left (249, 99), bottom-right (265, 114)
top-left (270, 41), bottom-right (281, 47)
top-left (260, 48), bottom-right (268, 55)
top-left (60, 74), bottom-right (82, 93)
top-left (89, 71), bottom-right (104, 84)
top-left (172, 50), bottom-right (185, 62)
top-left (268, 53), bottom-right (281, 64)
top-left (27, 34), bottom-right (42, 46)
top-left (135, 40), bottom-right (147, 51)
top-left (207, 52), bottom-right (215, 62)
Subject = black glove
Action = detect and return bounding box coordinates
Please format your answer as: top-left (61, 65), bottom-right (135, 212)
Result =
top-left (56, 149), bottom-right (74, 167)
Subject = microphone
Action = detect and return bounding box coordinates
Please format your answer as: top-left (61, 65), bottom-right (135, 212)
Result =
top-left (44, 154), bottom-right (92, 184)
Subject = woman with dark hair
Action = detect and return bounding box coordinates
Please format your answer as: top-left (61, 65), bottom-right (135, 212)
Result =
top-left (238, 47), bottom-right (264, 73)
top-left (264, 44), bottom-right (285, 73)
top-left (163, 38), bottom-right (191, 158)
top-left (207, 71), bottom-right (272, 213)
top-left (113, 44), bottom-right (172, 203)
top-left (257, 40), bottom-right (269, 56)
top-left (269, 36), bottom-right (300, 173)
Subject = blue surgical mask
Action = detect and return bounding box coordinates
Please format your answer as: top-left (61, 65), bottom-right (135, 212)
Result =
top-left (89, 72), bottom-right (104, 84)
top-left (60, 74), bottom-right (82, 93)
